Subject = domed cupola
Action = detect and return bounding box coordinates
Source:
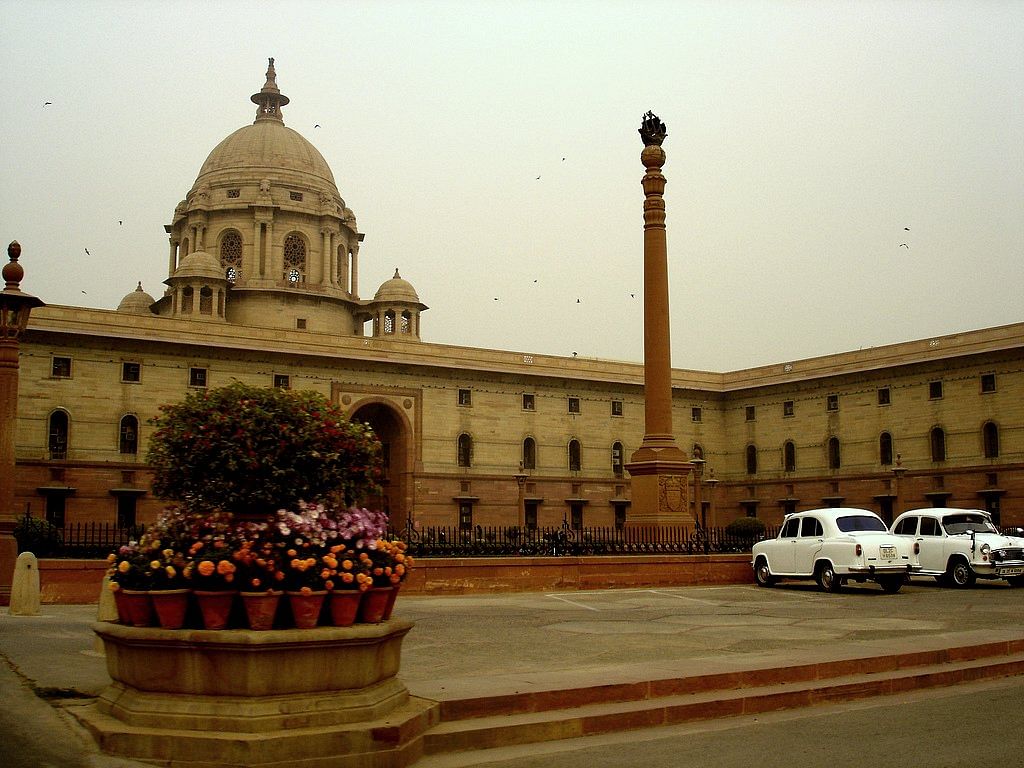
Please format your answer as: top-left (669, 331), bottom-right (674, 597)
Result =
top-left (161, 59), bottom-right (375, 335)
top-left (164, 250), bottom-right (228, 322)
top-left (363, 269), bottom-right (428, 340)
top-left (116, 282), bottom-right (156, 315)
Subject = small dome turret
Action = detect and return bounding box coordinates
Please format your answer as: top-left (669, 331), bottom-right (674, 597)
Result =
top-left (117, 282), bottom-right (156, 314)
top-left (374, 269), bottom-right (420, 303)
top-left (173, 250), bottom-right (224, 281)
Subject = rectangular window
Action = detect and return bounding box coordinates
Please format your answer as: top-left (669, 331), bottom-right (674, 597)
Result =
top-left (116, 495), bottom-right (138, 528)
top-left (296, 318), bottom-right (307, 329)
top-left (51, 356), bottom-right (72, 378)
top-left (783, 400), bottom-right (794, 417)
top-left (458, 502), bottom-right (473, 532)
top-left (458, 388), bottom-right (472, 406)
top-left (273, 374), bottom-right (290, 389)
top-left (929, 381), bottom-right (943, 399)
top-left (522, 393), bottom-right (535, 411)
top-left (189, 367), bottom-right (207, 388)
top-left (692, 407), bottom-right (702, 422)
top-left (877, 387), bottom-right (891, 405)
top-left (745, 405), bottom-right (756, 421)
top-left (121, 362), bottom-right (141, 383)
top-left (981, 373), bottom-right (996, 393)
top-left (226, 189), bottom-right (240, 198)
top-left (826, 394), bottom-right (839, 412)
top-left (45, 495), bottom-right (66, 529)
top-left (611, 400), bottom-right (623, 417)
top-left (568, 397), bottom-right (580, 414)
top-left (289, 191), bottom-right (304, 201)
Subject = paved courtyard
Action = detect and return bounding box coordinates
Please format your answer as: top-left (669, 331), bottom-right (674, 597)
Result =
top-left (1, 578), bottom-right (1022, 767)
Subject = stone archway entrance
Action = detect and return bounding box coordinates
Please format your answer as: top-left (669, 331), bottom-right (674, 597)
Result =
top-left (349, 401), bottom-right (411, 530)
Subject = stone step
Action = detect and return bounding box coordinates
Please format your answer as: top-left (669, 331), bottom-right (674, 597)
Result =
top-left (420, 648), bottom-right (1024, 758)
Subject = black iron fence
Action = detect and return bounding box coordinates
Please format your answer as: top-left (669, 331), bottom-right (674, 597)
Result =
top-left (387, 523), bottom-right (778, 558)
top-left (13, 514), bottom-right (144, 559)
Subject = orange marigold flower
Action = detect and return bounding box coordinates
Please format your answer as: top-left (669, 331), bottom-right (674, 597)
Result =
top-left (117, 561), bottom-right (131, 573)
top-left (341, 559), bottom-right (353, 571)
top-left (299, 586), bottom-right (312, 595)
top-left (373, 567), bottom-right (383, 576)
top-left (395, 564), bottom-right (405, 576)
top-left (324, 580), bottom-right (334, 590)
top-left (217, 560), bottom-right (235, 575)
top-left (341, 573), bottom-right (354, 584)
top-left (250, 578), bottom-right (262, 588)
top-left (287, 549), bottom-right (297, 557)
top-left (197, 560), bottom-right (215, 577)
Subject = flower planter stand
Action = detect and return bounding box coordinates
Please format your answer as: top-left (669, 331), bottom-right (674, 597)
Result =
top-left (76, 620), bottom-right (436, 768)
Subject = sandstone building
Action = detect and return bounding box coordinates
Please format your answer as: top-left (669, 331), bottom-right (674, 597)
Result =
top-left (12, 62), bottom-right (1023, 533)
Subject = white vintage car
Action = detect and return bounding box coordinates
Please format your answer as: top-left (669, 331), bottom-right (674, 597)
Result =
top-left (890, 508), bottom-right (1024, 588)
top-left (752, 508), bottom-right (919, 593)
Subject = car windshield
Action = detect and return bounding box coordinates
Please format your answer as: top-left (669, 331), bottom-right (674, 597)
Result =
top-left (836, 515), bottom-right (887, 533)
top-left (943, 516), bottom-right (998, 535)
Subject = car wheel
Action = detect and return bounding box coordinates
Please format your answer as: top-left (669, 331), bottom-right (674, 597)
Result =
top-left (816, 562), bottom-right (842, 593)
top-left (947, 558), bottom-right (976, 588)
top-left (878, 575), bottom-right (904, 594)
top-left (754, 557), bottom-right (775, 588)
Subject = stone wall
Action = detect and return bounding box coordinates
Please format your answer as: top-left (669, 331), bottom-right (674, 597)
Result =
top-left (36, 555), bottom-right (754, 604)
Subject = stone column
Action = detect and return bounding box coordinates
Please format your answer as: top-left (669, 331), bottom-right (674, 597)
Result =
top-left (0, 242), bottom-right (44, 605)
top-left (624, 113), bottom-right (693, 525)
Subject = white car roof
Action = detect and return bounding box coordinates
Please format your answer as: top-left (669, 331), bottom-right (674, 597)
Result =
top-left (896, 508), bottom-right (990, 519)
top-left (784, 507), bottom-right (883, 520)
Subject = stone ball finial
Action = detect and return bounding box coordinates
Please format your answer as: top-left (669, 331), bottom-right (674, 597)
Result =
top-left (639, 111), bottom-right (667, 147)
top-left (4, 240), bottom-right (25, 289)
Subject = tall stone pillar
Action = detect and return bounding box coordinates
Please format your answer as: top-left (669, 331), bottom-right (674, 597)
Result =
top-left (0, 242), bottom-right (44, 605)
top-left (624, 113), bottom-right (693, 525)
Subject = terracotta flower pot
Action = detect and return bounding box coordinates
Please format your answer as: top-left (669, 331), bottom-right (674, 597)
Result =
top-left (240, 590), bottom-right (283, 631)
top-left (287, 590), bottom-right (327, 629)
top-left (328, 590), bottom-right (363, 627)
top-left (359, 586), bottom-right (393, 624)
top-left (194, 590), bottom-right (237, 630)
top-left (149, 589), bottom-right (190, 630)
top-left (119, 589), bottom-right (154, 627)
top-left (382, 583), bottom-right (400, 621)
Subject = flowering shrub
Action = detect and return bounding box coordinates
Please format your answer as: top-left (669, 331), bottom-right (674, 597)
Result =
top-left (147, 383), bottom-right (383, 518)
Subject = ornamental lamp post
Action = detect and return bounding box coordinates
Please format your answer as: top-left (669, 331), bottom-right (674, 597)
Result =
top-left (703, 470), bottom-right (719, 554)
top-left (891, 454), bottom-right (907, 518)
top-left (513, 463), bottom-right (528, 531)
top-left (0, 241), bottom-right (45, 606)
top-left (690, 457), bottom-right (705, 530)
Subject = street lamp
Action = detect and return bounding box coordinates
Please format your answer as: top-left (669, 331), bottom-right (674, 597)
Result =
top-left (891, 453), bottom-right (907, 518)
top-left (691, 458), bottom-right (705, 550)
top-left (513, 462), bottom-right (528, 531)
top-left (703, 469), bottom-right (719, 552)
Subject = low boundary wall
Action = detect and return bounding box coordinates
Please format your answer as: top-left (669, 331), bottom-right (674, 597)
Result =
top-left (35, 554), bottom-right (753, 604)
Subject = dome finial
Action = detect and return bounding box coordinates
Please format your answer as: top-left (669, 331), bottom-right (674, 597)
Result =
top-left (251, 57), bottom-right (290, 124)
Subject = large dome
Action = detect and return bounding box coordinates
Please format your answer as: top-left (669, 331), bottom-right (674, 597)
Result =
top-left (194, 120), bottom-right (337, 189)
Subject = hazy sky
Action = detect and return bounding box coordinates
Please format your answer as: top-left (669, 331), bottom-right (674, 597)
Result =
top-left (2, 1), bottom-right (1021, 372)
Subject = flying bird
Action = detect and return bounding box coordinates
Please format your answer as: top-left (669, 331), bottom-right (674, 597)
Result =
top-left (314, 124), bottom-right (320, 128)
top-left (118, 220), bottom-right (123, 226)
top-left (43, 101), bottom-right (52, 106)
top-left (904, 227), bottom-right (910, 231)
top-left (576, 298), bottom-right (581, 303)
top-left (630, 293), bottom-right (635, 298)
top-left (84, 248), bottom-right (90, 255)
top-left (536, 175), bottom-right (541, 180)
top-left (899, 243), bottom-right (909, 248)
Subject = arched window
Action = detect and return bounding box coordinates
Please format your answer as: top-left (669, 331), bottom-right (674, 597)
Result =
top-left (983, 422), bottom-right (999, 459)
top-left (220, 230), bottom-right (242, 283)
top-left (401, 311), bottom-right (412, 334)
top-left (48, 410), bottom-right (69, 460)
top-left (879, 432), bottom-right (893, 466)
top-left (930, 427), bottom-right (946, 462)
top-left (119, 415), bottom-right (139, 455)
top-left (283, 234), bottom-right (306, 284)
top-left (181, 286), bottom-right (194, 313)
top-left (383, 310), bottom-right (395, 334)
top-left (199, 285), bottom-right (213, 314)
top-left (828, 436), bottom-right (841, 469)
top-left (522, 437), bottom-right (537, 470)
top-left (457, 433), bottom-right (472, 468)
top-left (745, 444), bottom-right (757, 475)
top-left (568, 439), bottom-right (582, 472)
top-left (611, 441), bottom-right (624, 477)
top-left (783, 441), bottom-right (796, 472)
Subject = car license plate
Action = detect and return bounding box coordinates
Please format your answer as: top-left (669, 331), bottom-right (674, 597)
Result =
top-left (879, 546), bottom-right (897, 560)
top-left (998, 566), bottom-right (1024, 576)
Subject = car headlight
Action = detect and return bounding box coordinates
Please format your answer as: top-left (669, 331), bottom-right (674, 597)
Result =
top-left (980, 543), bottom-right (991, 555)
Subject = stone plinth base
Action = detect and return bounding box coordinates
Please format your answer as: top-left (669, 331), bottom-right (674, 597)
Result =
top-left (73, 620), bottom-right (438, 767)
top-left (625, 453), bottom-right (693, 526)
